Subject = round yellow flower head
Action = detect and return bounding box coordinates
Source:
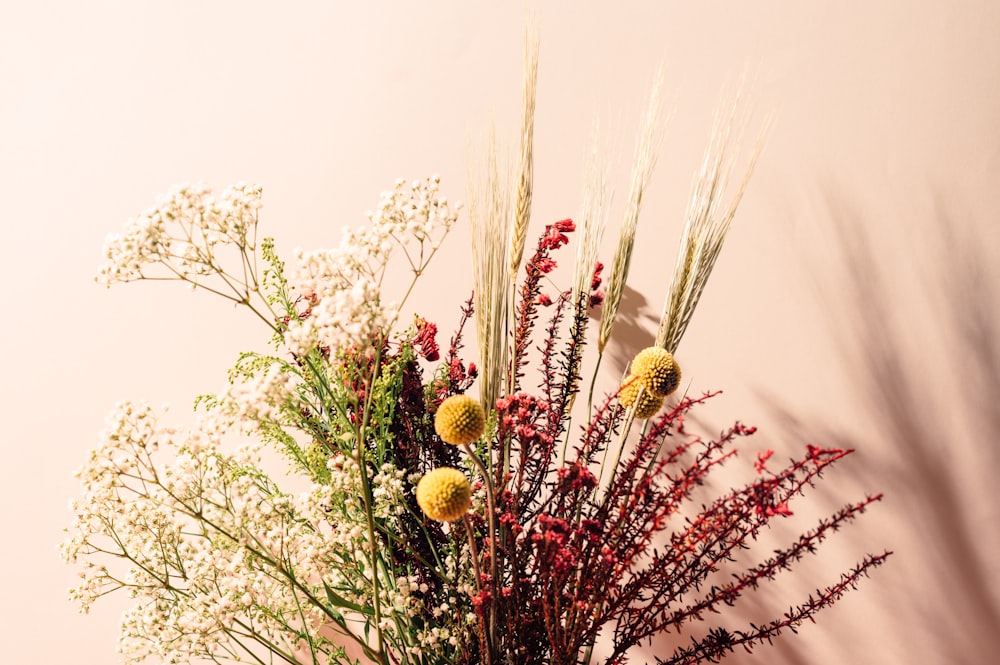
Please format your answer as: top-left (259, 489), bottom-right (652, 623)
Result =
top-left (618, 374), bottom-right (665, 419)
top-left (434, 394), bottom-right (486, 445)
top-left (416, 467), bottom-right (472, 522)
top-left (630, 347), bottom-right (681, 397)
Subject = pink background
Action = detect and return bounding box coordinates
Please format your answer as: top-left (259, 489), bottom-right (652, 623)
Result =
top-left (2, 2), bottom-right (998, 663)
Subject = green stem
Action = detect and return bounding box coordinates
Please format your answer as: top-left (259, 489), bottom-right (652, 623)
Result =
top-left (463, 516), bottom-right (493, 665)
top-left (138, 472), bottom-right (382, 663)
top-left (462, 442), bottom-right (498, 662)
top-left (229, 618), bottom-right (302, 665)
top-left (585, 351), bottom-right (604, 422)
top-left (599, 401), bottom-right (638, 498)
top-left (354, 350), bottom-right (390, 664)
top-left (288, 566), bottom-right (319, 665)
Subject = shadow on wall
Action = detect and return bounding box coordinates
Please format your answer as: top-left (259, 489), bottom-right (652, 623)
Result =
top-left (587, 283), bottom-right (661, 373)
top-left (588, 229), bottom-right (895, 663)
top-left (756, 198), bottom-right (1000, 665)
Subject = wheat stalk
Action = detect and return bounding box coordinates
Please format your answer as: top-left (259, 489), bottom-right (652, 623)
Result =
top-left (598, 69), bottom-right (665, 353)
top-left (470, 125), bottom-right (513, 415)
top-left (656, 75), bottom-right (769, 353)
top-left (508, 17), bottom-right (539, 282)
top-left (571, 120), bottom-right (610, 309)
top-left (504, 17), bottom-right (540, 401)
top-left (562, 120), bottom-right (610, 457)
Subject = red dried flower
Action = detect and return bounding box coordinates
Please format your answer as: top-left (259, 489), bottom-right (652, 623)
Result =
top-left (412, 315), bottom-right (441, 361)
top-left (541, 218), bottom-right (575, 249)
top-left (755, 449), bottom-right (774, 474)
top-left (591, 261), bottom-right (604, 290)
top-left (536, 257), bottom-right (557, 274)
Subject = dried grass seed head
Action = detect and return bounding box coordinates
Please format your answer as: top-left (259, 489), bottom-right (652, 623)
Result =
top-left (598, 70), bottom-right (664, 353)
top-left (469, 125), bottom-right (512, 413)
top-left (656, 74), bottom-right (768, 353)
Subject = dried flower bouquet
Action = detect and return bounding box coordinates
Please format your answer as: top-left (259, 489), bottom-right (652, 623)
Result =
top-left (63, 29), bottom-right (889, 665)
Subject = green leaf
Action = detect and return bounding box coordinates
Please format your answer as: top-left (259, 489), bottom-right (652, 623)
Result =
top-left (323, 582), bottom-right (375, 616)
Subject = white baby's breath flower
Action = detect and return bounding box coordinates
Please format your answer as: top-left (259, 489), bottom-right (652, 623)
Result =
top-left (202, 362), bottom-right (301, 437)
top-left (282, 276), bottom-right (394, 358)
top-left (97, 183), bottom-right (262, 287)
top-left (372, 462), bottom-right (408, 518)
top-left (283, 176), bottom-right (460, 358)
top-left (62, 403), bottom-right (358, 664)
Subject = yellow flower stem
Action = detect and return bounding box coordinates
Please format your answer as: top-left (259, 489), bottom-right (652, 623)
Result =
top-left (598, 401), bottom-right (638, 498)
top-left (585, 403), bottom-right (647, 665)
top-left (461, 441), bottom-right (498, 660)
top-left (462, 515), bottom-right (494, 665)
top-left (641, 383), bottom-right (690, 476)
top-left (640, 415), bottom-right (663, 476)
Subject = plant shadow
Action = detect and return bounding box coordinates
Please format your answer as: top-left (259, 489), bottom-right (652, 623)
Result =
top-left (747, 197), bottom-right (1000, 665)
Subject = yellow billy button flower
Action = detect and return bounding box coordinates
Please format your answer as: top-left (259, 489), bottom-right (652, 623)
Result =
top-left (630, 346), bottom-right (681, 397)
top-left (416, 467), bottom-right (473, 522)
top-left (434, 394), bottom-right (486, 445)
top-left (618, 374), bottom-right (665, 419)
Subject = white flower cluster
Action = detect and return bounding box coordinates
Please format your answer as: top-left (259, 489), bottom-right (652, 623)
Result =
top-left (202, 362), bottom-right (300, 437)
top-left (282, 278), bottom-right (393, 358)
top-left (284, 176), bottom-right (460, 357)
top-left (61, 400), bottom-right (435, 662)
top-left (372, 462), bottom-right (408, 518)
top-left (327, 455), bottom-right (409, 523)
top-left (405, 550), bottom-right (480, 661)
top-left (293, 175), bottom-right (460, 298)
top-left (62, 402), bottom-right (347, 664)
top-left (96, 183), bottom-right (263, 287)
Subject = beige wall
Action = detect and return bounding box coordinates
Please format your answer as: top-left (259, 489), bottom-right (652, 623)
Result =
top-left (2, 2), bottom-right (998, 663)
